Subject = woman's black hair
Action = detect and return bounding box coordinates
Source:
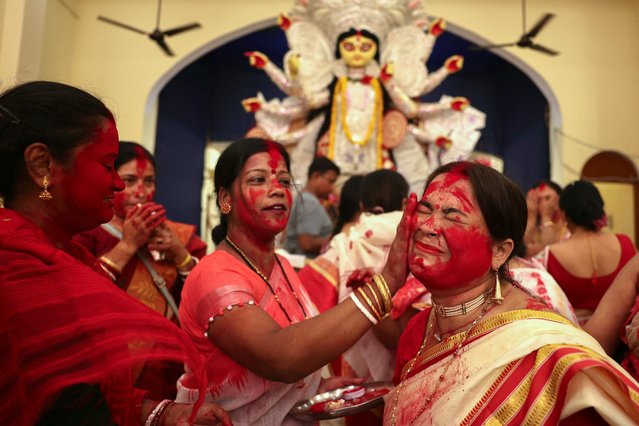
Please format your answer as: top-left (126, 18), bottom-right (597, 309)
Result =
top-left (211, 138), bottom-right (291, 245)
top-left (531, 179), bottom-right (562, 196)
top-left (115, 141), bottom-right (156, 171)
top-left (423, 162), bottom-right (527, 284)
top-left (559, 180), bottom-right (605, 231)
top-left (0, 81), bottom-right (114, 204)
top-left (332, 175), bottom-right (364, 236)
top-left (361, 169), bottom-right (409, 214)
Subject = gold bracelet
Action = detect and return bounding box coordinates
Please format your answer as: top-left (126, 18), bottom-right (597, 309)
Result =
top-left (357, 287), bottom-right (382, 321)
top-left (372, 274), bottom-right (392, 313)
top-left (175, 253), bottom-right (192, 269)
top-left (541, 221), bottom-right (554, 228)
top-left (99, 255), bottom-right (122, 274)
top-left (364, 281), bottom-right (383, 315)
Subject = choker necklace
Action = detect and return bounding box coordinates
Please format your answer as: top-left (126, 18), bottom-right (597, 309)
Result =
top-left (432, 287), bottom-right (491, 318)
top-left (225, 236), bottom-right (308, 323)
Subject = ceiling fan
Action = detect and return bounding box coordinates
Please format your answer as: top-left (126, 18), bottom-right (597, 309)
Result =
top-left (98, 0), bottom-right (201, 57)
top-left (471, 0), bottom-right (559, 56)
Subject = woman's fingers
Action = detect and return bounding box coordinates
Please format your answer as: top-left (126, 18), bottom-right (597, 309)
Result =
top-left (345, 268), bottom-right (376, 287)
top-left (192, 402), bottom-right (233, 426)
top-left (383, 192), bottom-right (418, 292)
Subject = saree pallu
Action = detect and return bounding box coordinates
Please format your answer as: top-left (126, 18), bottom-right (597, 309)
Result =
top-left (299, 212), bottom-right (402, 383)
top-left (386, 308), bottom-right (639, 425)
top-left (177, 251), bottom-right (322, 425)
top-left (0, 209), bottom-right (206, 425)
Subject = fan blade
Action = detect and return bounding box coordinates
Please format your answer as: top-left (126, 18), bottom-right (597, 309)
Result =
top-left (528, 43), bottom-right (559, 56)
top-left (152, 37), bottom-right (175, 57)
top-left (525, 13), bottom-right (554, 39)
top-left (98, 16), bottom-right (148, 35)
top-left (469, 42), bottom-right (517, 51)
top-left (163, 22), bottom-right (201, 37)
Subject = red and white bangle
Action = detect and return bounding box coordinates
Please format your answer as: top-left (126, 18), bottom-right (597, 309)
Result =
top-left (98, 256), bottom-right (121, 282)
top-left (350, 292), bottom-right (378, 325)
top-left (177, 256), bottom-right (199, 277)
top-left (145, 399), bottom-right (172, 426)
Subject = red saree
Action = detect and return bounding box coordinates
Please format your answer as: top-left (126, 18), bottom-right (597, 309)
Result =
top-left (0, 209), bottom-right (205, 425)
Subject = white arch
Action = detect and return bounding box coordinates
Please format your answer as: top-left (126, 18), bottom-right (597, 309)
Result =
top-left (142, 17), bottom-right (563, 182)
top-left (141, 17), bottom-right (277, 153)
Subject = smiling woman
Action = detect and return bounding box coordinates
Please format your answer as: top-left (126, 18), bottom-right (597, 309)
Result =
top-left (0, 81), bottom-right (230, 425)
top-left (384, 162), bottom-right (639, 425)
top-left (177, 137), bottom-right (416, 424)
top-left (74, 141), bottom-right (206, 326)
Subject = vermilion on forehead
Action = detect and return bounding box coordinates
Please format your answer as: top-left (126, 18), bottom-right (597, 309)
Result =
top-left (265, 140), bottom-right (284, 170)
top-left (450, 186), bottom-right (476, 213)
top-left (442, 168), bottom-right (468, 187)
top-left (422, 179), bottom-right (441, 197)
top-left (245, 151), bottom-right (287, 173)
top-left (74, 120), bottom-right (119, 159)
top-left (134, 146), bottom-right (148, 175)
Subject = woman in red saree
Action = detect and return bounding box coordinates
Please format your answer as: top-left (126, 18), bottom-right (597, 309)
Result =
top-left (177, 138), bottom-right (415, 424)
top-left (539, 180), bottom-right (637, 324)
top-left (383, 162), bottom-right (639, 425)
top-left (74, 141), bottom-right (207, 324)
top-left (0, 81), bottom-right (230, 425)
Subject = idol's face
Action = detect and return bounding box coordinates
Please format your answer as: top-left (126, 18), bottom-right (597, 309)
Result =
top-left (338, 34), bottom-right (377, 68)
top-left (409, 172), bottom-right (494, 291)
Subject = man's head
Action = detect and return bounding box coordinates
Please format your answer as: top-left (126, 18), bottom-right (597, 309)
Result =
top-left (306, 157), bottom-right (340, 200)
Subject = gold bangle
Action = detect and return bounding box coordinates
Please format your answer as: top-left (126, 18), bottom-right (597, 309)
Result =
top-left (99, 256), bottom-right (122, 274)
top-left (175, 253), bottom-right (192, 269)
top-left (372, 274), bottom-right (392, 313)
top-left (364, 281), bottom-right (383, 315)
top-left (357, 287), bottom-right (382, 321)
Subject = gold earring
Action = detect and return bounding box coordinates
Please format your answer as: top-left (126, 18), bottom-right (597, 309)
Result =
top-left (220, 203), bottom-right (231, 215)
top-left (39, 176), bottom-right (53, 201)
top-left (492, 268), bottom-right (503, 304)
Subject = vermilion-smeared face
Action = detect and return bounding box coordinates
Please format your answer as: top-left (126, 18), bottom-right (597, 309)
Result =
top-left (536, 184), bottom-right (560, 218)
top-left (231, 151), bottom-right (292, 238)
top-left (53, 119), bottom-right (124, 233)
top-left (409, 172), bottom-right (493, 290)
top-left (113, 155), bottom-right (156, 218)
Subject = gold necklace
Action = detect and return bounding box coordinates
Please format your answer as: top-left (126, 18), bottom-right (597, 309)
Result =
top-left (390, 299), bottom-right (492, 425)
top-left (329, 76), bottom-right (383, 148)
top-left (225, 236), bottom-right (308, 322)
